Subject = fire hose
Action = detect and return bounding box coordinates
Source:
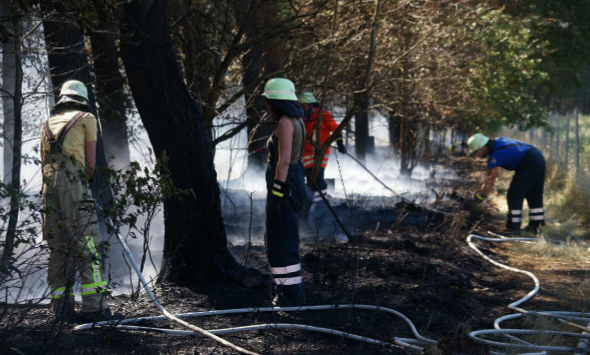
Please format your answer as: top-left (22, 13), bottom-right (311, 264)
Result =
top-left (74, 182), bottom-right (589, 354)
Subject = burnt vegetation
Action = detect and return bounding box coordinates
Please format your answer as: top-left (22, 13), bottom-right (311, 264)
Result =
top-left (1, 0), bottom-right (590, 354)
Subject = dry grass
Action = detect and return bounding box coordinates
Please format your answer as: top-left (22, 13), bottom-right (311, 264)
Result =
top-left (510, 237), bottom-right (589, 260)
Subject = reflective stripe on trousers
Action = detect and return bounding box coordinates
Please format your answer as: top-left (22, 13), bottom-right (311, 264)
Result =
top-left (506, 147), bottom-right (546, 230)
top-left (265, 162), bottom-right (305, 287)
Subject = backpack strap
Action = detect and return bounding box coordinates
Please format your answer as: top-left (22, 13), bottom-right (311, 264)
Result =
top-left (44, 112), bottom-right (86, 154)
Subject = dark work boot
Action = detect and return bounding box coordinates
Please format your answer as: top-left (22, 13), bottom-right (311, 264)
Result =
top-left (77, 307), bottom-right (123, 323)
top-left (276, 284), bottom-right (306, 307)
top-left (53, 298), bottom-right (76, 323)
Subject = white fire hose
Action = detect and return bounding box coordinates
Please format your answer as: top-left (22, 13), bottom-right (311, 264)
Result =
top-left (468, 232), bottom-right (590, 354)
top-left (74, 205), bottom-right (589, 354)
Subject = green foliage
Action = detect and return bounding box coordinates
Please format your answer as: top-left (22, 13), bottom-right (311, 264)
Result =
top-left (102, 156), bottom-right (177, 236)
top-left (469, 8), bottom-right (549, 130)
top-left (511, 0), bottom-right (590, 95)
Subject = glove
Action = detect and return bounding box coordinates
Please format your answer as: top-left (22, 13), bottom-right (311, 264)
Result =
top-left (475, 193), bottom-right (486, 202)
top-left (336, 135), bottom-right (347, 154)
top-left (268, 179), bottom-right (289, 220)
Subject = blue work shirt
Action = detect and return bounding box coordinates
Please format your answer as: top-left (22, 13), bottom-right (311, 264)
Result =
top-left (487, 137), bottom-right (532, 171)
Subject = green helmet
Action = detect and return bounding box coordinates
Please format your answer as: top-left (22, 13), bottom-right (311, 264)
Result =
top-left (298, 91), bottom-right (317, 104)
top-left (468, 133), bottom-right (490, 152)
top-left (60, 80), bottom-right (89, 101)
top-left (262, 78), bottom-right (298, 101)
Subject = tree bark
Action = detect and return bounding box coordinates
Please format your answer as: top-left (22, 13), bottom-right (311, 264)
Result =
top-left (399, 121), bottom-right (417, 177)
top-left (2, 2), bottom-right (15, 184)
top-left (388, 110), bottom-right (401, 155)
top-left (233, 0), bottom-right (282, 171)
top-left (89, 5), bottom-right (130, 169)
top-left (120, 0), bottom-right (259, 286)
top-left (354, 95), bottom-right (369, 160)
top-left (0, 3), bottom-right (23, 269)
top-left (42, 3), bottom-right (112, 205)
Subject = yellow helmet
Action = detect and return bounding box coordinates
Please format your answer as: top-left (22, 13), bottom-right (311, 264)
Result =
top-left (468, 133), bottom-right (490, 152)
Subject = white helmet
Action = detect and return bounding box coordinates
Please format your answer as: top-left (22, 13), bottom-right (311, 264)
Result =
top-left (60, 80), bottom-right (89, 101)
top-left (468, 133), bottom-right (490, 152)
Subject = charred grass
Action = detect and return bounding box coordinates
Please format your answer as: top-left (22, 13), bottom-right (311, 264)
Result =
top-left (2, 157), bottom-right (587, 354)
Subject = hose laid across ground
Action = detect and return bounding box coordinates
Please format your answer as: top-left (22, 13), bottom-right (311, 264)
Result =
top-left (467, 232), bottom-right (590, 353)
top-left (82, 205), bottom-right (259, 355)
top-left (75, 200), bottom-right (589, 353)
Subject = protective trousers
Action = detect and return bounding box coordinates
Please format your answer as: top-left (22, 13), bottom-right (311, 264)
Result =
top-left (42, 153), bottom-right (109, 315)
top-left (506, 147), bottom-right (546, 231)
top-left (305, 167), bottom-right (328, 205)
top-left (265, 162), bottom-right (306, 306)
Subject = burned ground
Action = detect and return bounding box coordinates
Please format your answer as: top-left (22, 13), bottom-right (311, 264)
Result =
top-left (1, 157), bottom-right (585, 354)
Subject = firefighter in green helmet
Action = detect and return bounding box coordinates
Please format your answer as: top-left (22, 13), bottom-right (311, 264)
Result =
top-left (261, 78), bottom-right (306, 306)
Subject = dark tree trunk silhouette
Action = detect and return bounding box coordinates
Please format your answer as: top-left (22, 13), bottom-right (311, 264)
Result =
top-left (42, 3), bottom-right (112, 205)
top-left (89, 7), bottom-right (130, 169)
top-left (233, 0), bottom-right (283, 171)
top-left (120, 0), bottom-right (260, 286)
top-left (388, 110), bottom-right (401, 155)
top-left (0, 3), bottom-right (23, 269)
top-left (354, 96), bottom-right (369, 160)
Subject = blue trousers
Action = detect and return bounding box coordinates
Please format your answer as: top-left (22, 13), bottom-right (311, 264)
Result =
top-left (265, 162), bottom-right (306, 306)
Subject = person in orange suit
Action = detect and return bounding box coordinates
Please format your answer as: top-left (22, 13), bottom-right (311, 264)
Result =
top-left (298, 92), bottom-right (346, 227)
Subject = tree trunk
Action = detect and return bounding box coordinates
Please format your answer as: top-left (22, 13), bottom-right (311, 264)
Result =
top-left (0, 3), bottom-right (23, 269)
top-left (354, 96), bottom-right (369, 160)
top-left (565, 112), bottom-right (570, 170)
top-left (42, 4), bottom-right (112, 205)
top-left (120, 0), bottom-right (259, 287)
top-left (399, 121), bottom-right (417, 177)
top-left (233, 0), bottom-right (282, 171)
top-left (576, 110), bottom-right (580, 178)
top-left (422, 124), bottom-right (431, 164)
top-left (555, 113), bottom-right (560, 163)
top-left (388, 111), bottom-right (401, 155)
top-left (89, 8), bottom-right (130, 169)
top-left (2, 2), bottom-right (15, 184)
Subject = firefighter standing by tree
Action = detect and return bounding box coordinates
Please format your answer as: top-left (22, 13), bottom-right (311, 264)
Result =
top-left (468, 133), bottom-right (546, 235)
top-left (298, 92), bottom-right (346, 222)
top-left (41, 80), bottom-right (121, 322)
top-left (262, 78), bottom-right (306, 306)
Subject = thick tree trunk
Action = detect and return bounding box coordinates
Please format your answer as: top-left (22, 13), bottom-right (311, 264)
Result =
top-left (0, 3), bottom-right (23, 269)
top-left (120, 0), bottom-right (259, 286)
top-left (42, 4), bottom-right (112, 205)
top-left (89, 11), bottom-right (130, 169)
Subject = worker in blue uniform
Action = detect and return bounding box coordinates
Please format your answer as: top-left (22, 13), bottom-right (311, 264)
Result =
top-left (261, 78), bottom-right (306, 307)
top-left (468, 133), bottom-right (546, 235)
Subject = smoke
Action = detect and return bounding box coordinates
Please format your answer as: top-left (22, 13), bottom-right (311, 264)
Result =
top-left (1, 86), bottom-right (463, 303)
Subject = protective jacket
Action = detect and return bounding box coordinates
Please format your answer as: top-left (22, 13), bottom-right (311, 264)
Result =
top-left (41, 108), bottom-right (109, 314)
top-left (302, 107), bottom-right (339, 169)
top-left (487, 137), bottom-right (545, 231)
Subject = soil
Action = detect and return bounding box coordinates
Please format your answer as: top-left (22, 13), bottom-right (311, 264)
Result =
top-left (1, 157), bottom-right (587, 355)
